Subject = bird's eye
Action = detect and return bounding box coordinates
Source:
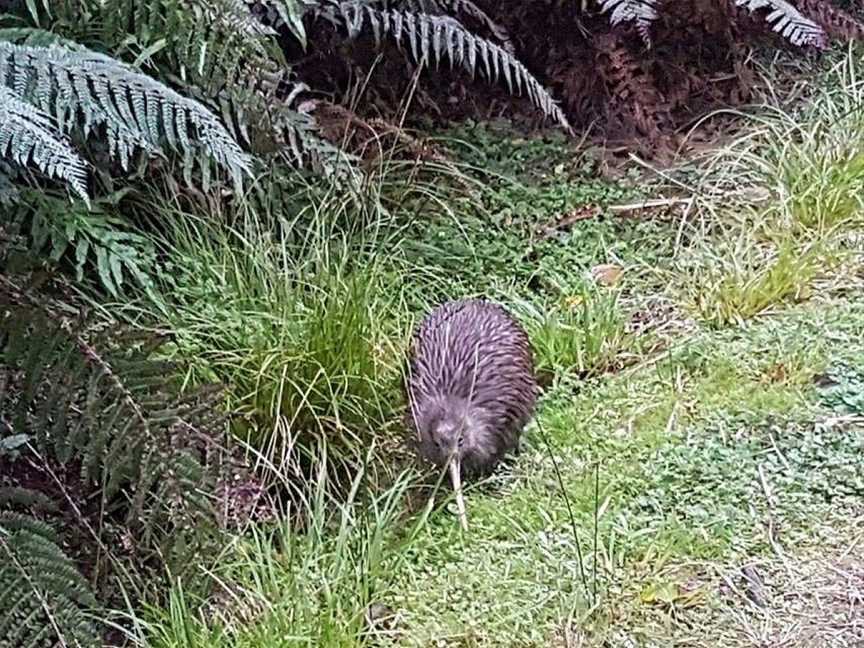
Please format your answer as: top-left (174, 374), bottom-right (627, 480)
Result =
top-left (458, 436), bottom-right (464, 447)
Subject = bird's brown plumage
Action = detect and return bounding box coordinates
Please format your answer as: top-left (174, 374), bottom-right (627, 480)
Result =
top-left (405, 298), bottom-right (538, 478)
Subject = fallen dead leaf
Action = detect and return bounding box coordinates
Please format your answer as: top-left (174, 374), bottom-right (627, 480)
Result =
top-left (590, 263), bottom-right (624, 286)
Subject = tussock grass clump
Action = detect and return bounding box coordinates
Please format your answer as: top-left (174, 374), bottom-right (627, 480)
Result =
top-left (682, 234), bottom-right (835, 328)
top-left (671, 47), bottom-right (864, 328)
top-left (142, 210), bottom-right (398, 470)
top-left (692, 46), bottom-right (864, 233)
top-left (509, 286), bottom-right (634, 379)
top-left (757, 49), bottom-right (864, 235)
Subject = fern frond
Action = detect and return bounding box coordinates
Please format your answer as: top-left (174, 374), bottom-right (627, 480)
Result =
top-left (795, 0), bottom-right (864, 41)
top-left (216, 0), bottom-right (280, 36)
top-left (0, 487), bottom-right (57, 513)
top-left (84, 2), bottom-right (331, 176)
top-left (0, 512), bottom-right (57, 539)
top-left (17, 190), bottom-right (158, 297)
top-left (284, 103), bottom-right (361, 184)
top-left (0, 521), bottom-right (101, 648)
top-left (319, 1), bottom-right (571, 130)
top-left (0, 40), bottom-right (252, 187)
top-left (394, 0), bottom-right (514, 51)
top-left (0, 86), bottom-right (89, 201)
top-left (255, 0), bottom-right (311, 45)
top-left (598, 0), bottom-right (658, 46)
top-left (0, 276), bottom-right (229, 573)
top-left (93, 0), bottom-right (279, 89)
top-left (0, 162), bottom-right (20, 206)
top-left (736, 0), bottom-right (827, 47)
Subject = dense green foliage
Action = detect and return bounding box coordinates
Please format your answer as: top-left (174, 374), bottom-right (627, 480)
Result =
top-left (0, 508), bottom-right (101, 648)
top-left (0, 0), bottom-right (862, 646)
top-left (0, 270), bottom-right (237, 644)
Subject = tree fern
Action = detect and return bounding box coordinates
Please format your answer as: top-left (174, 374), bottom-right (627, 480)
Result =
top-left (736, 0), bottom-right (827, 47)
top-left (251, 0), bottom-right (311, 46)
top-left (598, 0), bottom-right (658, 46)
top-left (0, 86), bottom-right (89, 201)
top-left (0, 40), bottom-right (251, 194)
top-left (598, 0), bottom-right (827, 48)
top-left (87, 0), bottom-right (281, 90)
top-left (73, 1), bottom-right (349, 175)
top-left (0, 162), bottom-right (19, 206)
top-left (393, 0), bottom-right (514, 51)
top-left (317, 1), bottom-right (571, 130)
top-left (19, 189), bottom-right (158, 297)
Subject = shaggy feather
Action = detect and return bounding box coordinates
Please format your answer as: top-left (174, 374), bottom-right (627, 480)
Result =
top-left (405, 298), bottom-right (538, 477)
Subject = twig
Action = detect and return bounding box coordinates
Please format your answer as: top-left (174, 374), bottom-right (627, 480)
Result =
top-left (592, 461), bottom-right (600, 602)
top-left (768, 426), bottom-right (791, 472)
top-left (840, 528), bottom-right (863, 559)
top-left (741, 564), bottom-right (767, 608)
top-left (718, 569), bottom-right (754, 608)
top-left (538, 206), bottom-right (601, 239)
top-left (673, 194), bottom-right (695, 252)
top-left (608, 197), bottom-right (693, 214)
top-left (756, 464), bottom-right (790, 567)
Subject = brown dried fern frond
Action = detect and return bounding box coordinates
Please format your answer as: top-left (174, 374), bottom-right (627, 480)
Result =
top-left (594, 33), bottom-right (669, 138)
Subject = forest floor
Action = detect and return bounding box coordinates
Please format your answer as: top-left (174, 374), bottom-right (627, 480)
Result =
top-left (385, 248), bottom-right (864, 646)
top-left (368, 67), bottom-right (864, 645)
top-left (140, 49), bottom-right (864, 648)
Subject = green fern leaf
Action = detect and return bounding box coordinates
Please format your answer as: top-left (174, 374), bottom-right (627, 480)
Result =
top-left (0, 520), bottom-right (102, 648)
top-left (0, 163), bottom-right (20, 205)
top-left (0, 487), bottom-right (57, 512)
top-left (0, 86), bottom-right (89, 200)
top-left (321, 2), bottom-right (571, 130)
top-left (736, 0), bottom-right (827, 47)
top-left (0, 40), bottom-right (252, 188)
top-left (598, 0), bottom-right (658, 46)
top-left (397, 0), bottom-right (514, 52)
top-left (1, 277), bottom-right (231, 580)
top-left (271, 0), bottom-right (310, 47)
top-left (0, 512), bottom-right (57, 540)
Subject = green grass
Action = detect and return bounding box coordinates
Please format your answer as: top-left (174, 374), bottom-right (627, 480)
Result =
top-left (667, 46), bottom-right (864, 329)
top-left (125, 46), bottom-right (864, 648)
top-left (130, 460), bottom-right (429, 648)
top-left (680, 232), bottom-right (832, 327)
top-left (508, 286), bottom-right (637, 379)
top-left (127, 201), bottom-right (403, 472)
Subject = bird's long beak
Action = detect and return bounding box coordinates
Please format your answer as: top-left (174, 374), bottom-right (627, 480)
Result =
top-left (448, 457), bottom-right (468, 531)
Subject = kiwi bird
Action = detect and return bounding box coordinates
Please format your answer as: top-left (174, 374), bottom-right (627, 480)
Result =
top-left (405, 298), bottom-right (538, 528)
